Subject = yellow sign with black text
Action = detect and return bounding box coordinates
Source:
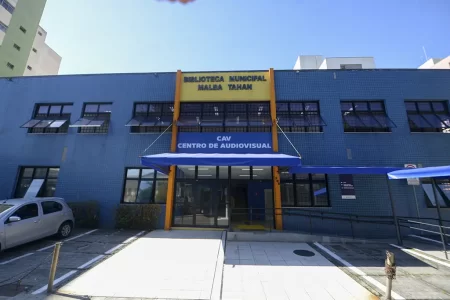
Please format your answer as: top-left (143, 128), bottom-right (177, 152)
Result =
top-left (180, 71), bottom-right (270, 102)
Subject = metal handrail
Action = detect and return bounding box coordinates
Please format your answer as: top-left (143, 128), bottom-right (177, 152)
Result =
top-left (230, 207), bottom-right (449, 259)
top-left (398, 215), bottom-right (450, 224)
top-left (398, 218), bottom-right (450, 230)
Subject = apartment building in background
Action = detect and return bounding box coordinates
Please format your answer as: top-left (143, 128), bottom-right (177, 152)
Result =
top-left (0, 0), bottom-right (61, 77)
top-left (293, 55), bottom-right (376, 70)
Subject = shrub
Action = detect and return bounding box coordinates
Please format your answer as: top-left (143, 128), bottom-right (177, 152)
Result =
top-left (68, 201), bottom-right (99, 228)
top-left (115, 204), bottom-right (161, 230)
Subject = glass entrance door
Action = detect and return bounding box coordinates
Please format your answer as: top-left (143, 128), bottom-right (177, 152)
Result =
top-left (173, 180), bottom-right (229, 227)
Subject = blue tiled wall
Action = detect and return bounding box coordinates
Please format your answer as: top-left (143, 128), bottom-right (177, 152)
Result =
top-left (1, 69), bottom-right (450, 235)
top-left (275, 69), bottom-right (450, 237)
top-left (0, 73), bottom-right (175, 227)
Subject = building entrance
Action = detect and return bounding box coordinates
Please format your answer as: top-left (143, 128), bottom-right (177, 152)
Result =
top-left (230, 181), bottom-right (273, 230)
top-left (173, 180), bottom-right (228, 227)
top-left (172, 165), bottom-right (274, 229)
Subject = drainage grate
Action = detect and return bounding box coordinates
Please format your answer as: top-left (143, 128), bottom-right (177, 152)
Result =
top-left (0, 284), bottom-right (32, 297)
top-left (293, 250), bottom-right (315, 257)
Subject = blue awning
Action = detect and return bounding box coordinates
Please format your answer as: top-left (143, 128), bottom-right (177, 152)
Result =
top-left (388, 165), bottom-right (450, 179)
top-left (141, 153), bottom-right (302, 173)
top-left (290, 166), bottom-right (403, 175)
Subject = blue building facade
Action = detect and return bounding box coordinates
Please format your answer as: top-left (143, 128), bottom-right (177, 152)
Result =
top-left (0, 69), bottom-right (449, 238)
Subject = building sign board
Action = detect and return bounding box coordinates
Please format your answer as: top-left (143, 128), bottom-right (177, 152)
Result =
top-left (404, 164), bottom-right (420, 185)
top-left (180, 71), bottom-right (270, 102)
top-left (339, 174), bottom-right (356, 199)
top-left (177, 132), bottom-right (272, 154)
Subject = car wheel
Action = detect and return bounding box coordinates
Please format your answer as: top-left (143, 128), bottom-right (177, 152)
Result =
top-left (58, 221), bottom-right (73, 238)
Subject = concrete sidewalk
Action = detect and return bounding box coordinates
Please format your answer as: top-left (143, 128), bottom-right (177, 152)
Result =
top-left (314, 241), bottom-right (450, 299)
top-left (58, 230), bottom-right (224, 299)
top-left (222, 241), bottom-right (375, 300)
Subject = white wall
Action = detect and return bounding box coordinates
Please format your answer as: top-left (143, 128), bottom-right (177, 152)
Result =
top-left (322, 57), bottom-right (376, 69)
top-left (293, 55), bottom-right (324, 70)
top-left (0, 7), bottom-right (12, 45)
top-left (23, 25), bottom-right (61, 76)
top-left (0, 6), bottom-right (12, 26)
top-left (294, 55), bottom-right (375, 70)
top-left (419, 57), bottom-right (450, 69)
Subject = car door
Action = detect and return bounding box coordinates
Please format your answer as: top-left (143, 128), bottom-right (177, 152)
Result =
top-left (4, 203), bottom-right (43, 248)
top-left (40, 200), bottom-right (65, 236)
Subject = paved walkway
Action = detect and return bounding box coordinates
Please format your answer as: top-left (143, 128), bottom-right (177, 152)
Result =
top-left (58, 230), bottom-right (224, 299)
top-left (222, 241), bottom-right (374, 300)
top-left (315, 241), bottom-right (450, 299)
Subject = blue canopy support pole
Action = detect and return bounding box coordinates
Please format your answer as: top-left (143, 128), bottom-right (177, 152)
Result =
top-left (431, 178), bottom-right (449, 260)
top-left (386, 176), bottom-right (402, 245)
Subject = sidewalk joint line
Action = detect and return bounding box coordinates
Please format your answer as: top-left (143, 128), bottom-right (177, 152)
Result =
top-left (314, 242), bottom-right (405, 300)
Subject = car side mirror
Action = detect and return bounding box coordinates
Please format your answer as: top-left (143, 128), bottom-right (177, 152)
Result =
top-left (8, 216), bottom-right (21, 223)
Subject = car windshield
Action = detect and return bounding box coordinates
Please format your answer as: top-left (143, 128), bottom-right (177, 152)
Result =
top-left (0, 204), bottom-right (14, 213)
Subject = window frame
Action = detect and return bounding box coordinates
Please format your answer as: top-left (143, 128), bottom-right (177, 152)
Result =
top-left (128, 102), bottom-right (174, 133)
top-left (280, 172), bottom-right (329, 207)
top-left (121, 168), bottom-right (168, 204)
top-left (8, 203), bottom-right (39, 222)
top-left (77, 102), bottom-right (112, 134)
top-left (26, 103), bottom-right (73, 134)
top-left (276, 101), bottom-right (325, 133)
top-left (177, 102), bottom-right (273, 133)
top-left (0, 0), bottom-right (14, 14)
top-left (0, 20), bottom-right (7, 32)
top-left (14, 167), bottom-right (60, 198)
top-left (341, 100), bottom-right (393, 133)
top-left (41, 201), bottom-right (64, 215)
top-left (405, 100), bottom-right (450, 133)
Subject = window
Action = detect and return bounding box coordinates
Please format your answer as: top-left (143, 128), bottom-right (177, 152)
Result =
top-left (71, 103), bottom-right (112, 134)
top-left (41, 201), bottom-right (63, 214)
top-left (0, 0), bottom-right (14, 14)
top-left (276, 102), bottom-right (326, 132)
top-left (38, 31), bottom-right (42, 36)
top-left (10, 204), bottom-right (39, 221)
top-left (15, 167), bottom-right (60, 198)
top-left (21, 104), bottom-right (73, 133)
top-left (280, 170), bottom-right (329, 207)
top-left (13, 43), bottom-right (20, 51)
top-left (341, 101), bottom-right (395, 132)
top-left (422, 178), bottom-right (450, 208)
top-left (175, 166), bottom-right (271, 180)
top-left (340, 64), bottom-right (362, 70)
top-left (6, 62), bottom-right (14, 70)
top-left (126, 102), bottom-right (173, 133)
top-left (176, 102), bottom-right (272, 132)
top-left (27, 65), bottom-right (32, 70)
top-left (122, 168), bottom-right (167, 204)
top-left (0, 21), bottom-right (8, 32)
top-left (32, 48), bottom-right (37, 53)
top-left (405, 101), bottom-right (450, 133)
top-left (19, 26), bottom-right (26, 34)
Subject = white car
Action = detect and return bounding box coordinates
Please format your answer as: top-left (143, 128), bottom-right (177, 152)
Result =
top-left (0, 197), bottom-right (75, 251)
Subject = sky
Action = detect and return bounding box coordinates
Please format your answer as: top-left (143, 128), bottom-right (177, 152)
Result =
top-left (40, 0), bottom-right (450, 75)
